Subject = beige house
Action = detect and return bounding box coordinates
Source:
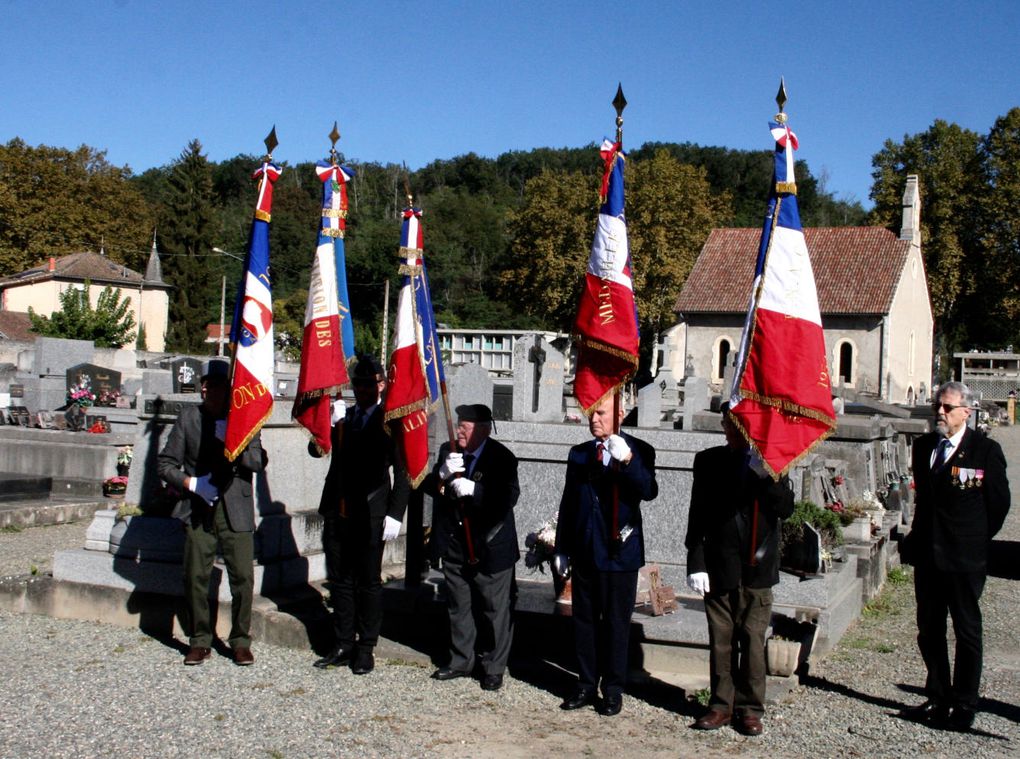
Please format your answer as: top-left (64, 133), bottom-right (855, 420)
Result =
top-left (672, 175), bottom-right (933, 405)
top-left (0, 239), bottom-right (170, 351)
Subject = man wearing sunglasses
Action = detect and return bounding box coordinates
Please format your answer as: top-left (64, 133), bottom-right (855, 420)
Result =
top-left (900, 381), bottom-right (1010, 730)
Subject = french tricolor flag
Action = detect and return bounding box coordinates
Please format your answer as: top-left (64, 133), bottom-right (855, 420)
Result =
top-left (572, 139), bottom-right (640, 416)
top-left (383, 207), bottom-right (444, 488)
top-left (728, 118), bottom-right (836, 478)
top-left (224, 161), bottom-right (280, 462)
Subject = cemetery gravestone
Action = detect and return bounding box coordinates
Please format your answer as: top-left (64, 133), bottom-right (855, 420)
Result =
top-left (66, 363), bottom-right (122, 407)
top-left (170, 358), bottom-right (203, 394)
top-left (511, 336), bottom-right (564, 423)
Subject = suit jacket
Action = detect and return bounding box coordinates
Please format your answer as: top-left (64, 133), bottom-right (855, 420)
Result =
top-left (315, 405), bottom-right (410, 528)
top-left (554, 433), bottom-right (658, 573)
top-left (904, 427), bottom-right (1010, 574)
top-left (157, 403), bottom-right (266, 532)
top-left (685, 445), bottom-right (794, 592)
top-left (424, 438), bottom-right (520, 573)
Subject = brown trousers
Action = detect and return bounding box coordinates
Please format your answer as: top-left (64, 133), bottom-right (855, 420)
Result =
top-left (704, 585), bottom-right (773, 716)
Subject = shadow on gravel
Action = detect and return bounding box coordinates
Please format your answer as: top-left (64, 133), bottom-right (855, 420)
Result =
top-left (988, 540), bottom-right (1020, 580)
top-left (800, 673), bottom-right (908, 711)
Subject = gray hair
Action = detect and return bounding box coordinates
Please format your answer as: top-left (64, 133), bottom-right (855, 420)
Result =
top-left (936, 381), bottom-right (975, 407)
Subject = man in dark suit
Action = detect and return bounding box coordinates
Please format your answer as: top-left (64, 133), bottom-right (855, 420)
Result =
top-left (158, 359), bottom-right (266, 666)
top-left (554, 396), bottom-right (658, 716)
top-left (425, 404), bottom-right (520, 691)
top-left (685, 402), bottom-right (794, 736)
top-left (901, 381), bottom-right (1010, 730)
top-left (310, 355), bottom-right (410, 675)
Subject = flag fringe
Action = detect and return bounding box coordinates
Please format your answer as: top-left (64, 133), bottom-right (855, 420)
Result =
top-left (731, 413), bottom-right (835, 481)
top-left (224, 406), bottom-right (273, 462)
top-left (578, 381), bottom-right (628, 418)
top-left (573, 334), bottom-right (641, 367)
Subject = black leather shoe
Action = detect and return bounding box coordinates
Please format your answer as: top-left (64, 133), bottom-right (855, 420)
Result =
top-left (313, 647), bottom-right (353, 669)
top-left (560, 689), bottom-right (596, 711)
top-left (598, 694), bottom-right (623, 717)
top-left (431, 666), bottom-right (472, 681)
top-left (351, 650), bottom-right (374, 675)
top-left (481, 673), bottom-right (503, 691)
top-left (900, 700), bottom-right (950, 725)
top-left (949, 705), bottom-right (976, 731)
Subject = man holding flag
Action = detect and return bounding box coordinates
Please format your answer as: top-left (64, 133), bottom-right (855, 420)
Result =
top-left (686, 83), bottom-right (829, 735)
top-left (554, 90), bottom-right (658, 717)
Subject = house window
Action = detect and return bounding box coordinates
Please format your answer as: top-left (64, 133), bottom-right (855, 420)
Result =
top-left (837, 341), bottom-right (854, 384)
top-left (908, 331), bottom-right (916, 377)
top-left (714, 337), bottom-right (732, 382)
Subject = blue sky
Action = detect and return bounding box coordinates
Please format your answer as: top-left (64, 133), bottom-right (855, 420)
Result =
top-left (3, 1), bottom-right (1018, 209)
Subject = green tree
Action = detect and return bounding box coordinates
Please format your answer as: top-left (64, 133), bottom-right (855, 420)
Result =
top-left (500, 169), bottom-right (594, 330)
top-left (28, 280), bottom-right (136, 347)
top-left (161, 140), bottom-right (219, 352)
top-left (0, 139), bottom-right (155, 275)
top-left (974, 108), bottom-right (1020, 349)
top-left (627, 150), bottom-right (731, 353)
top-left (869, 121), bottom-right (983, 366)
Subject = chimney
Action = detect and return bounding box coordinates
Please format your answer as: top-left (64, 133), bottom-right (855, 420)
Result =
top-left (48, 257), bottom-right (56, 272)
top-left (899, 174), bottom-right (921, 244)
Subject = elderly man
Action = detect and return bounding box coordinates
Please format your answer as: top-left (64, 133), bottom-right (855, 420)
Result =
top-left (901, 381), bottom-right (1010, 730)
top-left (425, 404), bottom-right (520, 691)
top-left (310, 355), bottom-right (410, 675)
top-left (685, 402), bottom-right (794, 736)
top-left (554, 396), bottom-right (658, 716)
top-left (158, 360), bottom-right (266, 666)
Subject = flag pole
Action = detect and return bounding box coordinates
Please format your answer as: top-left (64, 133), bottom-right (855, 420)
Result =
top-left (610, 84), bottom-right (627, 547)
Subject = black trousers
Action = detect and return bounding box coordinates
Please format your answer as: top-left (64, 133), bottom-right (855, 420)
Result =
top-left (322, 513), bottom-right (385, 650)
top-left (570, 558), bottom-right (638, 699)
top-left (914, 563), bottom-right (986, 708)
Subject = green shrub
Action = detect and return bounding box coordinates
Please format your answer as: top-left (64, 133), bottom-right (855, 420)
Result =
top-left (782, 499), bottom-right (844, 549)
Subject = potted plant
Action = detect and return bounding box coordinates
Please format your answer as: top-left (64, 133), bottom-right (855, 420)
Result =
top-left (524, 517), bottom-right (570, 604)
top-left (116, 446), bottom-right (133, 476)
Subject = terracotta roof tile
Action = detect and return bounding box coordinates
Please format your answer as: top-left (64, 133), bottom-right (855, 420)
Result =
top-left (0, 310), bottom-right (34, 341)
top-left (0, 251), bottom-right (144, 287)
top-left (675, 227), bottom-right (911, 316)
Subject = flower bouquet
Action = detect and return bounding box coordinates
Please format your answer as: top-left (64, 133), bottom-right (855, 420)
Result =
top-left (67, 379), bottom-right (96, 408)
top-left (524, 518), bottom-right (558, 573)
top-left (103, 475), bottom-right (128, 498)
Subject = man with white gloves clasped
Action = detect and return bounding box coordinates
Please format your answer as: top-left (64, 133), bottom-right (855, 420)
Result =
top-left (309, 355), bottom-right (410, 675)
top-left (685, 402), bottom-right (793, 736)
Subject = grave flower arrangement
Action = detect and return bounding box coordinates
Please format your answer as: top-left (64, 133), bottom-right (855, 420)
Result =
top-left (524, 517), bottom-right (558, 573)
top-left (102, 475), bottom-right (128, 497)
top-left (96, 388), bottom-right (121, 407)
top-left (117, 446), bottom-right (133, 467)
top-left (67, 379), bottom-right (96, 407)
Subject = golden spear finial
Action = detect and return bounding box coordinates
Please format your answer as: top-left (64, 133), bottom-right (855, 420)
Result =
top-left (328, 121), bottom-right (341, 166)
top-left (263, 126), bottom-right (278, 161)
top-left (613, 83), bottom-right (627, 145)
top-left (775, 78), bottom-right (788, 124)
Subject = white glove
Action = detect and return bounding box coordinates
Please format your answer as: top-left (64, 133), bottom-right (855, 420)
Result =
top-left (687, 572), bottom-right (710, 597)
top-left (748, 451), bottom-right (770, 479)
top-left (214, 419), bottom-right (227, 442)
top-left (330, 398), bottom-right (346, 425)
top-left (188, 474), bottom-right (220, 505)
top-left (439, 452), bottom-right (465, 481)
top-left (553, 553), bottom-right (570, 579)
top-left (382, 515), bottom-right (401, 542)
top-left (605, 434), bottom-right (632, 462)
top-left (449, 477), bottom-right (476, 499)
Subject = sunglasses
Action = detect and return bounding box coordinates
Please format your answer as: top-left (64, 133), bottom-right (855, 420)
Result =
top-left (933, 402), bottom-right (967, 413)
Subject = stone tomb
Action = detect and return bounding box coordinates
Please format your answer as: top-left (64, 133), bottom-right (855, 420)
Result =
top-left (66, 363), bottom-right (122, 408)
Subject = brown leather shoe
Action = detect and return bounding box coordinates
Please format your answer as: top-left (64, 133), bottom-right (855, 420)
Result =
top-left (736, 714), bottom-right (764, 736)
top-left (233, 646), bottom-right (255, 666)
top-left (692, 709), bottom-right (731, 730)
top-left (184, 646), bottom-right (211, 665)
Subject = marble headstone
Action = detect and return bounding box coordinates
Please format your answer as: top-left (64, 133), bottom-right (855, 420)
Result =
top-left (511, 335), bottom-right (564, 423)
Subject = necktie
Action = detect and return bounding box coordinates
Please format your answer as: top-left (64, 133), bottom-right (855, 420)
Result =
top-left (596, 442), bottom-right (606, 466)
top-left (932, 438), bottom-right (951, 470)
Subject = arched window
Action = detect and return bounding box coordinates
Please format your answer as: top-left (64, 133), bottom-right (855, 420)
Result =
top-left (838, 341), bottom-right (854, 384)
top-left (715, 338), bottom-right (731, 382)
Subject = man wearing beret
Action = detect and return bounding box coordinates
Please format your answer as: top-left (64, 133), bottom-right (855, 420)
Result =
top-left (425, 404), bottom-right (520, 691)
top-left (158, 359), bottom-right (266, 666)
top-left (311, 355), bottom-right (410, 675)
top-left (554, 396), bottom-right (658, 716)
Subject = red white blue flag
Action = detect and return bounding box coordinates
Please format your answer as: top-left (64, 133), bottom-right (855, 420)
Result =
top-left (728, 118), bottom-right (836, 478)
top-left (572, 139), bottom-right (640, 416)
top-left (224, 160), bottom-right (279, 461)
top-left (384, 207), bottom-right (444, 488)
top-left (291, 161), bottom-right (357, 454)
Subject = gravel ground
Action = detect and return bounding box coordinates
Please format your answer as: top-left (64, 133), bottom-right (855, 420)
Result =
top-left (1, 427), bottom-right (1018, 758)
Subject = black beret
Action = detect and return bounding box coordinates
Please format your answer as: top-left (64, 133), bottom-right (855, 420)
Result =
top-left (455, 403), bottom-right (493, 423)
